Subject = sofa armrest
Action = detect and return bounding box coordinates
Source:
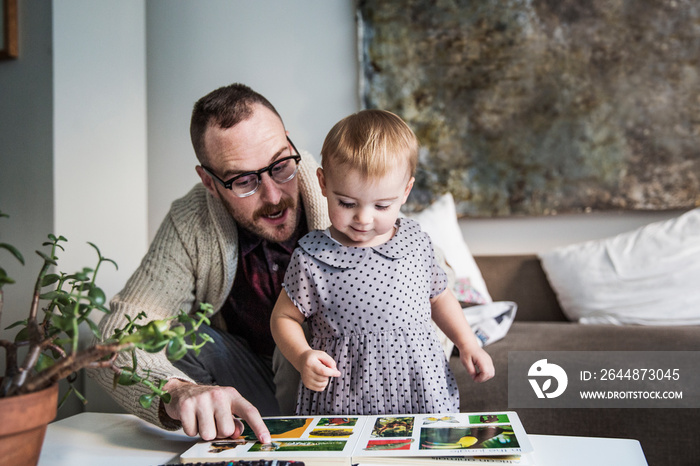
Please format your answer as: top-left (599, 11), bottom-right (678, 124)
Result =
top-left (474, 255), bottom-right (567, 322)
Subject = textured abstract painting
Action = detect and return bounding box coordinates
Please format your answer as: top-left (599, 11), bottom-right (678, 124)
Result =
top-left (358, 0), bottom-right (700, 217)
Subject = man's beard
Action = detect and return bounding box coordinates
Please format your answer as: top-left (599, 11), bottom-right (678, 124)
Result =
top-left (224, 194), bottom-right (299, 243)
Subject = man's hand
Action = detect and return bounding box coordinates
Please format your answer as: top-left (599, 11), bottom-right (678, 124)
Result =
top-left (299, 349), bottom-right (341, 391)
top-left (163, 379), bottom-right (271, 443)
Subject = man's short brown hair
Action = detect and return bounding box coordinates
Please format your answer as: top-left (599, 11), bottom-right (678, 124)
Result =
top-left (190, 83), bottom-right (282, 164)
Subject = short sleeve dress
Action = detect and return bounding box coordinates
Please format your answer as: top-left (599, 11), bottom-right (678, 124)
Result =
top-left (283, 217), bottom-right (460, 415)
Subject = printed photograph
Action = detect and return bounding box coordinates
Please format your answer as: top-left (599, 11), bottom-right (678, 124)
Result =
top-left (316, 417), bottom-right (359, 427)
top-left (207, 440), bottom-right (247, 454)
top-left (422, 415), bottom-right (460, 425)
top-left (308, 428), bottom-right (355, 438)
top-left (241, 418), bottom-right (313, 440)
top-left (468, 414), bottom-right (510, 424)
top-left (364, 438), bottom-right (415, 451)
top-left (371, 416), bottom-right (416, 438)
top-left (420, 425), bottom-right (519, 450)
top-left (248, 440), bottom-right (347, 452)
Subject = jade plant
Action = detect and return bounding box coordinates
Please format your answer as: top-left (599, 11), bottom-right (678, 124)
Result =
top-left (0, 210), bottom-right (212, 408)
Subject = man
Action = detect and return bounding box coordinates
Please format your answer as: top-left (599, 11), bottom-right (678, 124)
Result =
top-left (92, 83), bottom-right (330, 443)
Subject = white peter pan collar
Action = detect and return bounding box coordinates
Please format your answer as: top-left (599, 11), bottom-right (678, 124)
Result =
top-left (298, 218), bottom-right (422, 269)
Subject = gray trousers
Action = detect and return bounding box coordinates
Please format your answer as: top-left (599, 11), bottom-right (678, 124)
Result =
top-left (172, 323), bottom-right (301, 416)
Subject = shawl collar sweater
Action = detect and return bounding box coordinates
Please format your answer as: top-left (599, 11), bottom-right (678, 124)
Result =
top-left (91, 151), bottom-right (329, 428)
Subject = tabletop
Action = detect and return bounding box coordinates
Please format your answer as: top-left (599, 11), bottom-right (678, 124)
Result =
top-left (38, 412), bottom-right (648, 466)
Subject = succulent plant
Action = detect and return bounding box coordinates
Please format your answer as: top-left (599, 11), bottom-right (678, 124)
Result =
top-left (0, 210), bottom-right (212, 409)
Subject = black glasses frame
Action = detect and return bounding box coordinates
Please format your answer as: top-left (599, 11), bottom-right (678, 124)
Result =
top-left (202, 136), bottom-right (302, 198)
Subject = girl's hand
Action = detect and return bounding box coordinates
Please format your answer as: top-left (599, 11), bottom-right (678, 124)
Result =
top-left (299, 349), bottom-right (341, 391)
top-left (460, 345), bottom-right (495, 383)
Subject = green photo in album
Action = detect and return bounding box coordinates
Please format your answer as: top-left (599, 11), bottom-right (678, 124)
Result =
top-left (420, 425), bottom-right (519, 450)
top-left (241, 417), bottom-right (313, 440)
top-left (468, 413), bottom-right (511, 424)
top-left (248, 440), bottom-right (347, 452)
top-left (181, 411), bottom-right (534, 466)
top-left (370, 416), bottom-right (415, 437)
top-left (309, 428), bottom-right (355, 438)
top-left (316, 417), bottom-right (359, 427)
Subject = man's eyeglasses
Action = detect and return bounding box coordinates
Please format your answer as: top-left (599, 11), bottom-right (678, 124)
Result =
top-left (201, 137), bottom-right (302, 198)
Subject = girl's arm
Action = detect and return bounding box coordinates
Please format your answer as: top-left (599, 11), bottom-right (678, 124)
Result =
top-left (430, 288), bottom-right (495, 382)
top-left (270, 292), bottom-right (341, 391)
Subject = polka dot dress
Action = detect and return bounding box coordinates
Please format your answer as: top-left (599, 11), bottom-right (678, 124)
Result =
top-left (283, 218), bottom-right (460, 415)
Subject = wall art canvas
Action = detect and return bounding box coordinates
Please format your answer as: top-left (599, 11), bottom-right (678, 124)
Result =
top-left (358, 0), bottom-right (700, 217)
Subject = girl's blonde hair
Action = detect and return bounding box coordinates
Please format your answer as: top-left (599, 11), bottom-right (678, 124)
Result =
top-left (320, 109), bottom-right (418, 180)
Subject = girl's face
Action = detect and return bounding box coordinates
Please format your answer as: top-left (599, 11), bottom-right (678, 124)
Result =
top-left (317, 165), bottom-right (414, 248)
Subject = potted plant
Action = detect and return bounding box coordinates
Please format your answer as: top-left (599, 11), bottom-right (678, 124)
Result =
top-left (0, 210), bottom-right (213, 466)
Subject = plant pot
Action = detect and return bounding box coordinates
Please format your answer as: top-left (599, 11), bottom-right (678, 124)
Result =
top-left (0, 381), bottom-right (59, 466)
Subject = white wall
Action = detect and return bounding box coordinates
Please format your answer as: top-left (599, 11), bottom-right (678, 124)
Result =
top-left (53, 1), bottom-right (148, 301)
top-left (52, 0), bottom-right (148, 416)
top-left (145, 0), bottom-right (359, 237)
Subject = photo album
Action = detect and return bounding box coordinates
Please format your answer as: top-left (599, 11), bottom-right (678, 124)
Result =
top-left (180, 411), bottom-right (534, 465)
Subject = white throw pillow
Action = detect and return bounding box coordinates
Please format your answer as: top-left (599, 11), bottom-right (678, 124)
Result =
top-left (539, 208), bottom-right (700, 325)
top-left (405, 193), bottom-right (492, 303)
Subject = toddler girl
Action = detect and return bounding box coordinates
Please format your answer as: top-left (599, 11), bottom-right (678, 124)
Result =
top-left (270, 109), bottom-right (494, 415)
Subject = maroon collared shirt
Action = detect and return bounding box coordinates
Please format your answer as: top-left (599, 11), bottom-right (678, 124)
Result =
top-left (221, 208), bottom-right (307, 356)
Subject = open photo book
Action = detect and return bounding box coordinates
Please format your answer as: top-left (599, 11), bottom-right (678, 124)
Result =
top-left (180, 411), bottom-right (534, 466)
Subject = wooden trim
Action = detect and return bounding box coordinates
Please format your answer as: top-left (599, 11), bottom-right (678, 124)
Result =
top-left (0, 0), bottom-right (18, 60)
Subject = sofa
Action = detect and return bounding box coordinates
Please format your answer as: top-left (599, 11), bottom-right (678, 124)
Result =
top-left (448, 254), bottom-right (700, 466)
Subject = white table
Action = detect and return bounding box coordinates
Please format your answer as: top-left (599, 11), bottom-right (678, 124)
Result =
top-left (38, 412), bottom-right (648, 466)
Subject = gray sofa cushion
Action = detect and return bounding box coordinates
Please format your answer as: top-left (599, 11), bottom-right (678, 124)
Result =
top-left (474, 255), bottom-right (566, 322)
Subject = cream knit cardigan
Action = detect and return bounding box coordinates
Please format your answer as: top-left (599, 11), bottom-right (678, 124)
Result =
top-left (91, 151), bottom-right (330, 429)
